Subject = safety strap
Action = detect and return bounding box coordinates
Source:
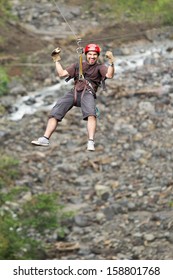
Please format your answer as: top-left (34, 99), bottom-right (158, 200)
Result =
top-left (76, 39), bottom-right (84, 80)
top-left (78, 52), bottom-right (84, 80)
top-left (73, 81), bottom-right (87, 105)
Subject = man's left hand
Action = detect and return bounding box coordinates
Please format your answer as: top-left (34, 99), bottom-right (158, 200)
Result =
top-left (105, 51), bottom-right (115, 64)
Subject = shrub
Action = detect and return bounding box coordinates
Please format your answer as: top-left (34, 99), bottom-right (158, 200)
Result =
top-left (0, 190), bottom-right (72, 259)
top-left (0, 212), bottom-right (43, 260)
top-left (0, 153), bottom-right (19, 189)
top-left (0, 67), bottom-right (9, 96)
top-left (85, 0), bottom-right (173, 24)
top-left (0, 153), bottom-right (73, 259)
top-left (21, 193), bottom-right (71, 237)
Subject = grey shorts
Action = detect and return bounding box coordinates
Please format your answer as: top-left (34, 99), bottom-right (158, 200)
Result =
top-left (49, 89), bottom-right (96, 121)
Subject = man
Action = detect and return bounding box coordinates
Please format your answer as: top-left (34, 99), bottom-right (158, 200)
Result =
top-left (31, 43), bottom-right (115, 151)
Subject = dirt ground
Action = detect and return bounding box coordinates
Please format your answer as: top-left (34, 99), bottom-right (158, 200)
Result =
top-left (0, 21), bottom-right (47, 56)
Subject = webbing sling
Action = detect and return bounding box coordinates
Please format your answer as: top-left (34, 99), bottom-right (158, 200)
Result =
top-left (76, 39), bottom-right (84, 80)
top-left (73, 81), bottom-right (87, 105)
top-left (78, 49), bottom-right (84, 80)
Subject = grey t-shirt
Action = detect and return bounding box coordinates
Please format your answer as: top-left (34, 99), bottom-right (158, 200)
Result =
top-left (66, 61), bottom-right (108, 93)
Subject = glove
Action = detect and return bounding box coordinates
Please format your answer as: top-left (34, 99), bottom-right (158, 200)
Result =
top-left (51, 47), bottom-right (61, 62)
top-left (105, 51), bottom-right (115, 64)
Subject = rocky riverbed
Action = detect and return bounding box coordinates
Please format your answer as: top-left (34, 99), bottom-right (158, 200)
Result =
top-left (1, 0), bottom-right (173, 260)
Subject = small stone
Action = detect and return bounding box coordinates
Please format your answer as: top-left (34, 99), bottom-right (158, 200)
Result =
top-left (144, 234), bottom-right (155, 242)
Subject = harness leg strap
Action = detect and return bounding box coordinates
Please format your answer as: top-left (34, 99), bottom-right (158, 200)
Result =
top-left (73, 83), bottom-right (87, 106)
top-left (74, 87), bottom-right (77, 105)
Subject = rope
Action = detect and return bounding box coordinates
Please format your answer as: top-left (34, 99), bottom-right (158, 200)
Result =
top-left (4, 30), bottom-right (149, 68)
top-left (44, 0), bottom-right (150, 48)
top-left (51, 0), bottom-right (149, 45)
top-left (7, 63), bottom-right (53, 67)
top-left (82, 30), bottom-right (148, 44)
top-left (51, 0), bottom-right (79, 41)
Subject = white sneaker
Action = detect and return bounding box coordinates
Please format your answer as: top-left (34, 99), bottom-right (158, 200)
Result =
top-left (31, 136), bottom-right (49, 146)
top-left (87, 140), bottom-right (95, 151)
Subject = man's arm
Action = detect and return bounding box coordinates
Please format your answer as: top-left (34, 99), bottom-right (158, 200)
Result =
top-left (51, 47), bottom-right (69, 77)
top-left (105, 51), bottom-right (115, 79)
top-left (55, 61), bottom-right (69, 78)
top-left (106, 64), bottom-right (115, 79)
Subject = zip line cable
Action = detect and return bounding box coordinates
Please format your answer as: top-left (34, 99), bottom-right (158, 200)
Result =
top-left (50, 0), bottom-right (84, 77)
top-left (3, 30), bottom-right (149, 67)
top-left (2, 1), bottom-right (154, 67)
top-left (50, 0), bottom-right (151, 49)
top-left (82, 31), bottom-right (148, 44)
top-left (51, 0), bottom-right (148, 45)
top-left (51, 0), bottom-right (79, 41)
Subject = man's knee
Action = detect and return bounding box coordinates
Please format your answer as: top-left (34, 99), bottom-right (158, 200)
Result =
top-left (88, 115), bottom-right (96, 119)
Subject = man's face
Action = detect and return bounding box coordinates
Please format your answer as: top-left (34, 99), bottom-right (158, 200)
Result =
top-left (86, 51), bottom-right (99, 65)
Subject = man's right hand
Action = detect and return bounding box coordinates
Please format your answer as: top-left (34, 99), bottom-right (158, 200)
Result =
top-left (51, 47), bottom-right (61, 62)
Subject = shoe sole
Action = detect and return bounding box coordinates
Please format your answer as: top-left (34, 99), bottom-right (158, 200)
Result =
top-left (31, 141), bottom-right (49, 146)
top-left (87, 147), bottom-right (95, 151)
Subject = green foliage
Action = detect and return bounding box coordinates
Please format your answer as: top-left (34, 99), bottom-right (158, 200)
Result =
top-left (169, 201), bottom-right (173, 207)
top-left (0, 212), bottom-right (43, 260)
top-left (0, 189), bottom-right (73, 259)
top-left (155, 0), bottom-right (173, 24)
top-left (21, 193), bottom-right (71, 237)
top-left (0, 153), bottom-right (73, 259)
top-left (0, 0), bottom-right (12, 19)
top-left (0, 67), bottom-right (9, 96)
top-left (85, 0), bottom-right (173, 25)
top-left (0, 186), bottom-right (28, 204)
top-left (0, 153), bottom-right (19, 189)
top-left (0, 183), bottom-right (43, 259)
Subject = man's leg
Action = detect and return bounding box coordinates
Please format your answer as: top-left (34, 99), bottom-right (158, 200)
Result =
top-left (44, 117), bottom-right (58, 139)
top-left (31, 91), bottom-right (74, 146)
top-left (87, 115), bottom-right (96, 140)
top-left (81, 91), bottom-right (97, 151)
top-left (87, 115), bottom-right (96, 151)
top-left (31, 117), bottom-right (58, 146)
